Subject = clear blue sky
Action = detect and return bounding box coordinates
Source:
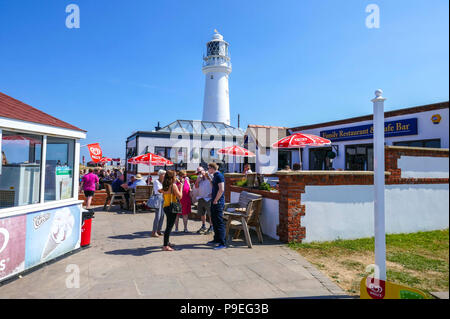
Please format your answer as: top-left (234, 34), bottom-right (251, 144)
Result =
top-left (0, 0), bottom-right (448, 159)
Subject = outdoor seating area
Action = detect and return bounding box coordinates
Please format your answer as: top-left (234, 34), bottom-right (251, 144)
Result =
top-left (224, 191), bottom-right (264, 248)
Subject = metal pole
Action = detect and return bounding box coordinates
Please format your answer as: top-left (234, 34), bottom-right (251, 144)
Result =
top-left (372, 89), bottom-right (387, 281)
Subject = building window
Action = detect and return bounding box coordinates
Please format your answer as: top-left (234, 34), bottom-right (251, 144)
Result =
top-left (0, 130), bottom-right (42, 208)
top-left (345, 144), bottom-right (373, 171)
top-left (44, 137), bottom-right (75, 201)
top-left (393, 139), bottom-right (441, 148)
top-left (309, 147), bottom-right (334, 170)
top-left (278, 150), bottom-right (292, 170)
top-left (210, 75), bottom-right (214, 80)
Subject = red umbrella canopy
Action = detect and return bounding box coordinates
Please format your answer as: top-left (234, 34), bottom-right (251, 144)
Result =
top-left (98, 157), bottom-right (112, 162)
top-left (2, 135), bottom-right (42, 145)
top-left (272, 133), bottom-right (331, 148)
top-left (128, 153), bottom-right (173, 166)
top-left (218, 145), bottom-right (256, 157)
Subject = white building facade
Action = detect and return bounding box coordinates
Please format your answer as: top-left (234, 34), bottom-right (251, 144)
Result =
top-left (126, 120), bottom-right (244, 178)
top-left (288, 102), bottom-right (449, 171)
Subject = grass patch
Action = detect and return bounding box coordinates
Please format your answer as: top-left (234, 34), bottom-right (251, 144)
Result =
top-left (289, 229), bottom-right (449, 297)
top-left (387, 251), bottom-right (448, 272)
top-left (386, 269), bottom-right (422, 286)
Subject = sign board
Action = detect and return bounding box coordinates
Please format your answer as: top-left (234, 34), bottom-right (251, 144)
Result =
top-left (360, 276), bottom-right (428, 299)
top-left (0, 214), bottom-right (26, 281)
top-left (320, 118), bottom-right (418, 142)
top-left (25, 205), bottom-right (81, 269)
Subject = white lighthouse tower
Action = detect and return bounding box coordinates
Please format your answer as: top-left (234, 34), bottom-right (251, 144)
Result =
top-left (202, 30), bottom-right (232, 125)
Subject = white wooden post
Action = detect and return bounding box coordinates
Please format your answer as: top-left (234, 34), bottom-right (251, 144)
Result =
top-left (372, 89), bottom-right (387, 281)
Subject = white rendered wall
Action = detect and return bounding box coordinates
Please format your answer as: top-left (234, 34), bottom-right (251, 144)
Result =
top-left (301, 184), bottom-right (449, 243)
top-left (202, 72), bottom-right (230, 125)
top-left (231, 191), bottom-right (280, 240)
top-left (294, 108), bottom-right (449, 170)
top-left (398, 156), bottom-right (449, 178)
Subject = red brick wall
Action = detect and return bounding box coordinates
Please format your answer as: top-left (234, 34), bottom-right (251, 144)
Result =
top-left (225, 146), bottom-right (449, 244)
top-left (385, 146), bottom-right (449, 184)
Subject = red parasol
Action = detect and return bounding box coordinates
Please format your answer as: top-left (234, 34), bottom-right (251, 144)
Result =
top-left (218, 145), bottom-right (255, 172)
top-left (271, 133), bottom-right (331, 148)
top-left (127, 153), bottom-right (173, 166)
top-left (272, 133), bottom-right (331, 169)
top-left (99, 157), bottom-right (112, 163)
top-left (2, 135), bottom-right (42, 145)
top-left (218, 145), bottom-right (256, 157)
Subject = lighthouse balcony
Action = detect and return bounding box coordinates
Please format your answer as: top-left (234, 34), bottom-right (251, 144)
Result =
top-left (202, 57), bottom-right (231, 68)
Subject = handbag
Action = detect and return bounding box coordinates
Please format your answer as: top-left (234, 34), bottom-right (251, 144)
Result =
top-left (147, 194), bottom-right (162, 209)
top-left (168, 185), bottom-right (182, 214)
top-left (169, 200), bottom-right (182, 214)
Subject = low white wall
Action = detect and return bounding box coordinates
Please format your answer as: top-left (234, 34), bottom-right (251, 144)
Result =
top-left (398, 156), bottom-right (449, 178)
top-left (230, 191), bottom-right (279, 240)
top-left (301, 184), bottom-right (449, 243)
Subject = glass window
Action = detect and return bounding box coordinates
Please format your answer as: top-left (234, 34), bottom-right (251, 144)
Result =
top-left (44, 137), bottom-right (75, 201)
top-left (345, 144), bottom-right (373, 171)
top-left (0, 130), bottom-right (42, 208)
top-left (309, 147), bottom-right (333, 170)
top-left (394, 139), bottom-right (441, 148)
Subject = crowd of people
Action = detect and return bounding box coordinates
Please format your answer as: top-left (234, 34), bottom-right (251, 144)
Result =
top-left (79, 162), bottom-right (227, 251)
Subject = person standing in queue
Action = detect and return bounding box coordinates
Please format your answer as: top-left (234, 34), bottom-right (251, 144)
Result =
top-left (207, 162), bottom-right (227, 250)
top-left (81, 168), bottom-right (99, 210)
top-left (151, 169), bottom-right (166, 238)
top-left (174, 170), bottom-right (191, 233)
top-left (161, 170), bottom-right (183, 251)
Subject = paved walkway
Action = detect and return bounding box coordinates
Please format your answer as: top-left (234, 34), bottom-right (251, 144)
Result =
top-left (0, 206), bottom-right (346, 299)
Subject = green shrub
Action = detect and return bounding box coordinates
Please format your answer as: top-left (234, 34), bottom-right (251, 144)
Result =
top-left (259, 182), bottom-right (272, 191)
top-left (236, 179), bottom-right (248, 187)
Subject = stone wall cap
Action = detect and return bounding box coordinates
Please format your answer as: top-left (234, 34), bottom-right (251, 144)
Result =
top-left (224, 173), bottom-right (246, 177)
top-left (386, 145), bottom-right (449, 153)
top-left (275, 170), bottom-right (391, 176)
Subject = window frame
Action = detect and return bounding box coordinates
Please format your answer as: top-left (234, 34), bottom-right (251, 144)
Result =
top-left (0, 128), bottom-right (80, 215)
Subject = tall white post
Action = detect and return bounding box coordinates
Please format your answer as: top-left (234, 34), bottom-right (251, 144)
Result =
top-left (372, 89), bottom-right (386, 281)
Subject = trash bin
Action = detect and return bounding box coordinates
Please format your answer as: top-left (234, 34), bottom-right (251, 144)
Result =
top-left (81, 209), bottom-right (95, 247)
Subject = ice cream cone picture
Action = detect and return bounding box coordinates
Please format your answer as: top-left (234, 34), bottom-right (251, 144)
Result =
top-left (41, 208), bottom-right (75, 261)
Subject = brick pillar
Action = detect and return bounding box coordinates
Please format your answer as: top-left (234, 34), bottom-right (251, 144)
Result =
top-left (385, 147), bottom-right (401, 182)
top-left (277, 174), bottom-right (306, 243)
top-left (224, 173), bottom-right (245, 202)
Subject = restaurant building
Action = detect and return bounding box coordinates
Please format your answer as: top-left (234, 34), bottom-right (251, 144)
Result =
top-left (287, 101), bottom-right (449, 171)
top-left (0, 92), bottom-right (86, 283)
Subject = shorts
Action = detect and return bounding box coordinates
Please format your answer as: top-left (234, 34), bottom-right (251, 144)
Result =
top-left (197, 198), bottom-right (212, 216)
top-left (84, 190), bottom-right (95, 197)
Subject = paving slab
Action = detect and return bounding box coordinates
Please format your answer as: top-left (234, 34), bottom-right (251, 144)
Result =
top-left (0, 206), bottom-right (346, 299)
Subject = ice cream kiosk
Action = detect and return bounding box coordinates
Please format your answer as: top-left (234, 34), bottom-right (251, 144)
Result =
top-left (0, 92), bottom-right (86, 283)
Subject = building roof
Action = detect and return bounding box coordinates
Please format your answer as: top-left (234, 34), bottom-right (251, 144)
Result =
top-left (247, 124), bottom-right (288, 129)
top-left (0, 91), bottom-right (85, 132)
top-left (289, 101), bottom-right (449, 132)
top-left (129, 120), bottom-right (245, 139)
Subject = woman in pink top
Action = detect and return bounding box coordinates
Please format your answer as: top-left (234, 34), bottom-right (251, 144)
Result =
top-left (175, 170), bottom-right (191, 233)
top-left (81, 168), bottom-right (99, 209)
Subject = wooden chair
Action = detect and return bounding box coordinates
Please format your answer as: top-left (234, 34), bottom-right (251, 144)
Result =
top-left (103, 183), bottom-right (126, 212)
top-left (131, 185), bottom-right (153, 214)
top-left (246, 173), bottom-right (257, 188)
top-left (224, 191), bottom-right (263, 248)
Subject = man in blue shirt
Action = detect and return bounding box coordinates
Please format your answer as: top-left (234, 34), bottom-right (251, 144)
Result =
top-left (207, 162), bottom-right (226, 250)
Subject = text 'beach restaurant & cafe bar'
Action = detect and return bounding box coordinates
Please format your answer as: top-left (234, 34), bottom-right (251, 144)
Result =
top-left (0, 92), bottom-right (86, 283)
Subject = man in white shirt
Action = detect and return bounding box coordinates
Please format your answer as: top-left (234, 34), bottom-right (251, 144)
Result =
top-left (195, 166), bottom-right (213, 234)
